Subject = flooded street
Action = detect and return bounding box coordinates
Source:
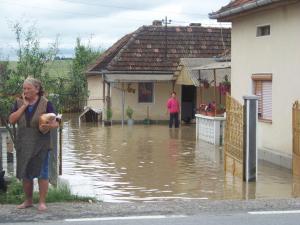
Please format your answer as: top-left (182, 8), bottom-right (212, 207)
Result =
top-left (1, 114), bottom-right (298, 202)
top-left (58, 114), bottom-right (299, 202)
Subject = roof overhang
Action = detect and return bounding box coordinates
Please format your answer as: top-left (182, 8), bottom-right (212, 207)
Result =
top-left (175, 58), bottom-right (216, 86)
top-left (105, 73), bottom-right (174, 83)
top-left (191, 62), bottom-right (231, 71)
top-left (86, 71), bottom-right (103, 76)
top-left (209, 0), bottom-right (295, 21)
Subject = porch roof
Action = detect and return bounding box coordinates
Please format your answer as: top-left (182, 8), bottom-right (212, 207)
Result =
top-left (175, 58), bottom-right (216, 86)
top-left (105, 73), bottom-right (174, 83)
top-left (191, 61), bottom-right (231, 71)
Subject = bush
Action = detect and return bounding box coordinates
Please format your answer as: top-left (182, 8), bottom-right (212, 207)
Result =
top-left (126, 106), bottom-right (133, 119)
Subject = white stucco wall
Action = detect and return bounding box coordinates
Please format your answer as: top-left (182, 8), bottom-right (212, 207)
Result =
top-left (87, 75), bottom-right (104, 110)
top-left (110, 82), bottom-right (181, 121)
top-left (231, 3), bottom-right (300, 158)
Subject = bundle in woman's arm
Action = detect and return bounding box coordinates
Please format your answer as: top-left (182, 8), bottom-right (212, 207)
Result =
top-left (39, 113), bottom-right (62, 134)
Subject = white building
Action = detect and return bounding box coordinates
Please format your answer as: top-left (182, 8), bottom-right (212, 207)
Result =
top-left (210, 0), bottom-right (300, 169)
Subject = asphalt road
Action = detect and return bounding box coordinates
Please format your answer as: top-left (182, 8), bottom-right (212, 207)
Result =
top-left (1, 199), bottom-right (300, 224)
top-left (2, 211), bottom-right (300, 225)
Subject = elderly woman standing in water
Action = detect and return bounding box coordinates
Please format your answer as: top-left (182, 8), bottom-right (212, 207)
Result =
top-left (9, 77), bottom-right (59, 211)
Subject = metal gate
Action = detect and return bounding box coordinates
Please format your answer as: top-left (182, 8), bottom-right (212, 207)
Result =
top-left (224, 95), bottom-right (244, 178)
top-left (293, 101), bottom-right (300, 176)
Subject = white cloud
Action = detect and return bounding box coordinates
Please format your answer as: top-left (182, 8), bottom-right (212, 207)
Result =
top-left (0, 0), bottom-right (231, 59)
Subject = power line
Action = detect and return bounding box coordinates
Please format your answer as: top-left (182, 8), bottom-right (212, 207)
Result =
top-left (60, 0), bottom-right (211, 17)
top-left (1, 0), bottom-right (217, 19)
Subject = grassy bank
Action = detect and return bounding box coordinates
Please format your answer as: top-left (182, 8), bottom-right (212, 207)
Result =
top-left (0, 178), bottom-right (94, 204)
top-left (7, 60), bottom-right (72, 79)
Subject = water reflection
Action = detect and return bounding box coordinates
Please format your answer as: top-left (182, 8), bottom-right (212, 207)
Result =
top-left (60, 114), bottom-right (296, 202)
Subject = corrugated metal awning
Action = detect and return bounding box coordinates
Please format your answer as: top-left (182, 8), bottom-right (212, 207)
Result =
top-left (191, 62), bottom-right (231, 71)
top-left (175, 58), bottom-right (216, 86)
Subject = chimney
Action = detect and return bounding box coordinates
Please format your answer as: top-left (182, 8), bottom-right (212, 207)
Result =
top-left (152, 20), bottom-right (163, 26)
top-left (189, 23), bottom-right (202, 27)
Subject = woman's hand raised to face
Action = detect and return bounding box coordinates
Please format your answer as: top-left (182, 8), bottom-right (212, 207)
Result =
top-left (22, 93), bottom-right (29, 107)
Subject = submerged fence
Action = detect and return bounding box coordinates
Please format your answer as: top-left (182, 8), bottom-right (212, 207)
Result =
top-left (224, 95), bottom-right (244, 178)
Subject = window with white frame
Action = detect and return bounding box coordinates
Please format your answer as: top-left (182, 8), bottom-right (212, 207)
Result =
top-left (138, 82), bottom-right (154, 103)
top-left (252, 74), bottom-right (272, 121)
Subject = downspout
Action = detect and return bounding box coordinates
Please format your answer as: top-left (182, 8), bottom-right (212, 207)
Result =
top-left (209, 0), bottom-right (280, 19)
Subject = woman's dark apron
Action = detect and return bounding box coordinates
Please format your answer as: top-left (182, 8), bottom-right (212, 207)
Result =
top-left (15, 96), bottom-right (51, 179)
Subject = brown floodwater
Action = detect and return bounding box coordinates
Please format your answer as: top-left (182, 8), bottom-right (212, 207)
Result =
top-left (1, 114), bottom-right (300, 202)
top-left (56, 114), bottom-right (300, 202)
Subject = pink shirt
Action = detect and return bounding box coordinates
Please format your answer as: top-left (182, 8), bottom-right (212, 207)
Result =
top-left (167, 98), bottom-right (180, 113)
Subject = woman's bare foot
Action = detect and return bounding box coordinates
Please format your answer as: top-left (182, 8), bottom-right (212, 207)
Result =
top-left (38, 203), bottom-right (47, 211)
top-left (17, 201), bottom-right (33, 209)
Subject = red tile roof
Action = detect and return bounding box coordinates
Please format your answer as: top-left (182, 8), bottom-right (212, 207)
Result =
top-left (88, 25), bottom-right (231, 74)
top-left (220, 0), bottom-right (254, 10)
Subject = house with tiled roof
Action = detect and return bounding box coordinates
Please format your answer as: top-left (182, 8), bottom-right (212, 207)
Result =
top-left (210, 0), bottom-right (300, 169)
top-left (86, 21), bottom-right (230, 122)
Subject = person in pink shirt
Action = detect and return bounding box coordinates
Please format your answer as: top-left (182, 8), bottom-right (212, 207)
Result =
top-left (167, 91), bottom-right (180, 128)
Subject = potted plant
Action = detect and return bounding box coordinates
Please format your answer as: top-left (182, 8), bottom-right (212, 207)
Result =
top-left (219, 75), bottom-right (231, 95)
top-left (217, 104), bottom-right (226, 115)
top-left (104, 108), bottom-right (112, 126)
top-left (126, 106), bottom-right (134, 125)
top-left (200, 78), bottom-right (210, 89)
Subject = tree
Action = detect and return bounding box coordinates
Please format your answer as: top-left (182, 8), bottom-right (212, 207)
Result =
top-left (13, 23), bottom-right (58, 92)
top-left (67, 38), bottom-right (101, 112)
top-left (0, 23), bottom-right (58, 143)
top-left (0, 61), bottom-right (16, 141)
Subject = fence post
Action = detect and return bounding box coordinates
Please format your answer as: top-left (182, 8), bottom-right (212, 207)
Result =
top-left (6, 136), bottom-right (14, 163)
top-left (243, 95), bottom-right (259, 182)
top-left (0, 131), bottom-right (3, 173)
top-left (49, 128), bottom-right (58, 187)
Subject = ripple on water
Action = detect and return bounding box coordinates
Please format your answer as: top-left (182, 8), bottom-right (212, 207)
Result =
top-left (61, 114), bottom-right (295, 202)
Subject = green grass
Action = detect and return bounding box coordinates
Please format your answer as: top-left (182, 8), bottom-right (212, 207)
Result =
top-left (7, 60), bottom-right (72, 79)
top-left (45, 60), bottom-right (72, 79)
top-left (0, 178), bottom-right (94, 204)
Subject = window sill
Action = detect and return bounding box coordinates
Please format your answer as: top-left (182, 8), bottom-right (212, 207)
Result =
top-left (258, 118), bottom-right (272, 124)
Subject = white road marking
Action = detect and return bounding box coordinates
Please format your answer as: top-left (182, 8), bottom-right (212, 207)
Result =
top-left (65, 215), bottom-right (186, 222)
top-left (249, 210), bottom-right (300, 215)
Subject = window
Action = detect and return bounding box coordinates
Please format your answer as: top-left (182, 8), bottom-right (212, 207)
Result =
top-left (138, 82), bottom-right (154, 103)
top-left (256, 25), bottom-right (270, 37)
top-left (252, 74), bottom-right (272, 121)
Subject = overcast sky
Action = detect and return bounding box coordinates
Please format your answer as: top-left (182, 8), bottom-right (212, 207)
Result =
top-left (0, 0), bottom-right (230, 59)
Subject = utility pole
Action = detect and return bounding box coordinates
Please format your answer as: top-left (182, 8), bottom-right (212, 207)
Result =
top-left (162, 16), bottom-right (171, 59)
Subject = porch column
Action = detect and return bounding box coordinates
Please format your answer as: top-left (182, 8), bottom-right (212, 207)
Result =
top-left (121, 83), bottom-right (125, 127)
top-left (243, 95), bottom-right (259, 182)
top-left (102, 74), bottom-right (105, 108)
top-left (172, 80), bottom-right (175, 91)
top-left (213, 69), bottom-right (217, 115)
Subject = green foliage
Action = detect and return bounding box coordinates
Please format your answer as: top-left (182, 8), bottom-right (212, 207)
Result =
top-left (0, 178), bottom-right (94, 204)
top-left (0, 22), bottom-right (103, 126)
top-left (43, 184), bottom-right (93, 203)
top-left (0, 62), bottom-right (16, 117)
top-left (12, 23), bottom-right (58, 90)
top-left (0, 178), bottom-right (23, 204)
top-left (0, 23), bottom-right (58, 141)
top-left (67, 38), bottom-right (102, 112)
top-left (221, 74), bottom-right (230, 85)
top-left (126, 106), bottom-right (133, 119)
top-left (106, 108), bottom-right (113, 121)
